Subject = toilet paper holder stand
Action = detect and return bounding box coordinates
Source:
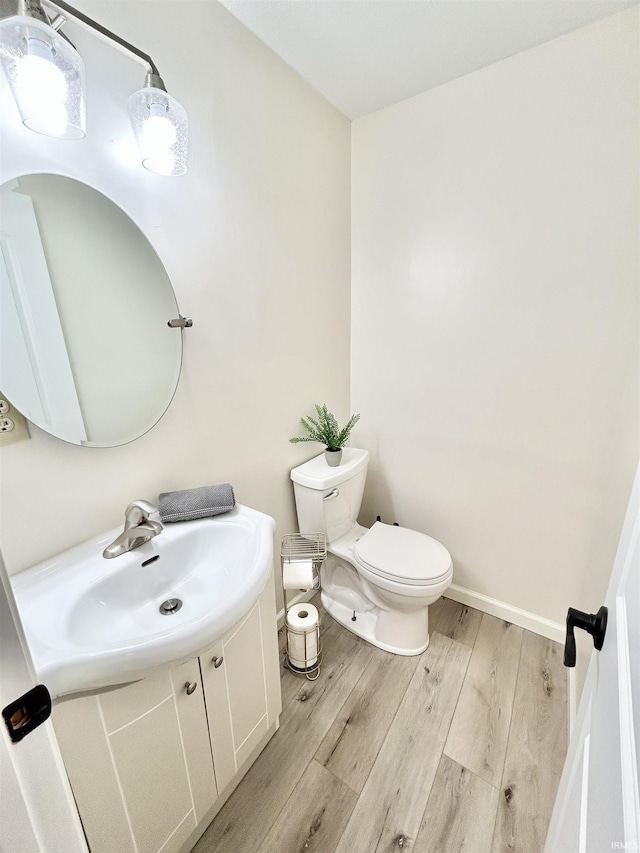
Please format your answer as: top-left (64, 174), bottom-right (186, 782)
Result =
top-left (281, 533), bottom-right (326, 680)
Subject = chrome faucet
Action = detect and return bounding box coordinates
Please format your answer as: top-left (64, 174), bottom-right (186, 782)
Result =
top-left (102, 500), bottom-right (163, 559)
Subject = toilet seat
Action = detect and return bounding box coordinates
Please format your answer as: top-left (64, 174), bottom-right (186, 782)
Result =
top-left (354, 522), bottom-right (452, 587)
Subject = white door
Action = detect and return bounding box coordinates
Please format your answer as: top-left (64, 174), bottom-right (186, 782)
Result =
top-left (0, 549), bottom-right (87, 853)
top-left (545, 466), bottom-right (639, 852)
top-left (0, 183), bottom-right (87, 441)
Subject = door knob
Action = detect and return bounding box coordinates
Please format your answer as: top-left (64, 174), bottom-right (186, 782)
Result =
top-left (211, 655), bottom-right (224, 668)
top-left (563, 606), bottom-right (608, 667)
top-left (184, 681), bottom-right (198, 695)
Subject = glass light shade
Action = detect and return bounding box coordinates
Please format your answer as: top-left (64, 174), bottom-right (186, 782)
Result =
top-left (0, 15), bottom-right (85, 139)
top-left (128, 86), bottom-right (188, 176)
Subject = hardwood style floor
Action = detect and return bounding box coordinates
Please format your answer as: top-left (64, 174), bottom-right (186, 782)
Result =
top-left (193, 596), bottom-right (568, 853)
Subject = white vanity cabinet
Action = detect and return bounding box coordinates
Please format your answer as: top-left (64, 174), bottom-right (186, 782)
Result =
top-left (52, 572), bottom-right (281, 853)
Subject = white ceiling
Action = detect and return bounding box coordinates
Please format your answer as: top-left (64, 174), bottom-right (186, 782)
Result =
top-left (217, 0), bottom-right (638, 118)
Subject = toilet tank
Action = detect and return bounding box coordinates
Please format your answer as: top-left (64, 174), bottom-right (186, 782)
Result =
top-left (290, 448), bottom-right (369, 543)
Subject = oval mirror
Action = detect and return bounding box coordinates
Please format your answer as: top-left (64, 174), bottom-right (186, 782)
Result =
top-left (0, 174), bottom-right (182, 447)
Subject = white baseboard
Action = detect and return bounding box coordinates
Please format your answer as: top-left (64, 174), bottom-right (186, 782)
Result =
top-left (281, 584), bottom-right (566, 643)
top-left (445, 583), bottom-right (565, 644)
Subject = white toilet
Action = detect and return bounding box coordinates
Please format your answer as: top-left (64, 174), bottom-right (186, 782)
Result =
top-left (290, 447), bottom-right (453, 655)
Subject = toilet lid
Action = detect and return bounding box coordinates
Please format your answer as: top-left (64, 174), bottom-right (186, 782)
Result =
top-left (354, 522), bottom-right (452, 585)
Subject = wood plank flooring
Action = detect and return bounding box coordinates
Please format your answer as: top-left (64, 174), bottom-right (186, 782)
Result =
top-left (444, 615), bottom-right (523, 787)
top-left (193, 596), bottom-right (568, 853)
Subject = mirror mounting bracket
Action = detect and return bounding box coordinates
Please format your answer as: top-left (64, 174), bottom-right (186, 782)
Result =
top-left (168, 315), bottom-right (193, 329)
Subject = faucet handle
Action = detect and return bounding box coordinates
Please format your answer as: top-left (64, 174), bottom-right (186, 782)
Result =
top-left (124, 499), bottom-right (159, 526)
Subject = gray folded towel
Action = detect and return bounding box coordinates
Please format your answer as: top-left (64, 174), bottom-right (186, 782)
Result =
top-left (158, 484), bottom-right (236, 523)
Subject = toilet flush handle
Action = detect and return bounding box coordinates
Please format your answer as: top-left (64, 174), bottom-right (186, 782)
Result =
top-left (323, 489), bottom-right (340, 501)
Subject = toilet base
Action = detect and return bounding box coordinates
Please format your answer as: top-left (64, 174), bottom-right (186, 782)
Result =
top-left (320, 590), bottom-right (430, 656)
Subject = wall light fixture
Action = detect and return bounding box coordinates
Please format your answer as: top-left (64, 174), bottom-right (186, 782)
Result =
top-left (0, 0), bottom-right (188, 175)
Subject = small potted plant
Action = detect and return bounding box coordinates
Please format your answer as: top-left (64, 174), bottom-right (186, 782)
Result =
top-left (290, 404), bottom-right (360, 466)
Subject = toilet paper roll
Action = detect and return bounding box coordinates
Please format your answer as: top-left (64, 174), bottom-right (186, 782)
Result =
top-left (282, 558), bottom-right (314, 590)
top-left (286, 603), bottom-right (319, 669)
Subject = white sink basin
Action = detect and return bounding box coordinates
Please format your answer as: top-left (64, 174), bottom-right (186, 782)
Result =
top-left (11, 504), bottom-right (275, 698)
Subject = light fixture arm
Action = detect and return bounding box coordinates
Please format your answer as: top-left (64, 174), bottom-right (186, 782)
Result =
top-left (41, 0), bottom-right (166, 88)
top-left (1, 0), bottom-right (48, 25)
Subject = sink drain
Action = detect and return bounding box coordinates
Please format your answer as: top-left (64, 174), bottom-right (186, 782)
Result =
top-left (159, 598), bottom-right (183, 615)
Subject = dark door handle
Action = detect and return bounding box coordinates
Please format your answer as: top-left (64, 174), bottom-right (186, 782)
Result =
top-left (563, 606), bottom-right (608, 667)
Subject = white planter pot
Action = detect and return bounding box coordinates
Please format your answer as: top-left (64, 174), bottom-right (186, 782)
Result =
top-left (325, 448), bottom-right (342, 467)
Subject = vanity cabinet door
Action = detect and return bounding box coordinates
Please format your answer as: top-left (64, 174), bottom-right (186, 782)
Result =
top-left (53, 662), bottom-right (216, 853)
top-left (171, 659), bottom-right (219, 820)
top-left (201, 571), bottom-right (282, 795)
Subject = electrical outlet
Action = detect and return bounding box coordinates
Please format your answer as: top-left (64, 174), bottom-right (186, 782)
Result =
top-left (0, 394), bottom-right (30, 446)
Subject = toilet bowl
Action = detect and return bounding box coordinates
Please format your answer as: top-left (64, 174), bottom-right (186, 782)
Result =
top-left (290, 448), bottom-right (453, 655)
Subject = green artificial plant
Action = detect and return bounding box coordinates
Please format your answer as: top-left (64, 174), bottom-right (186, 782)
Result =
top-left (289, 404), bottom-right (360, 451)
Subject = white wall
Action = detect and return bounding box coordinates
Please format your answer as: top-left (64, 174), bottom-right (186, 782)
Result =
top-left (0, 0), bottom-right (351, 614)
top-left (351, 6), bottom-right (639, 662)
